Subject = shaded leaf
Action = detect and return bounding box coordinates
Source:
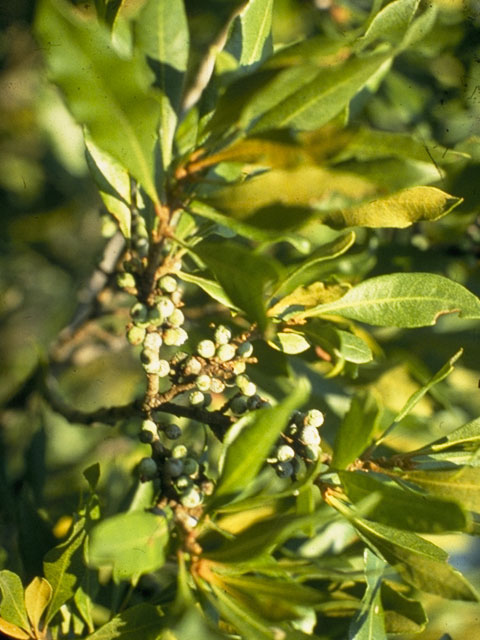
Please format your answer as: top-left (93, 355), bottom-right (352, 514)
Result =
top-left (225, 0), bottom-right (273, 70)
top-left (359, 0), bottom-right (420, 48)
top-left (177, 270), bottom-right (240, 311)
top-left (36, 0), bottom-right (161, 202)
top-left (304, 323), bottom-right (373, 364)
top-left (135, 0), bottom-right (189, 169)
top-left (324, 186), bottom-right (461, 229)
top-left (294, 273), bottom-right (480, 326)
top-left (87, 603), bottom-right (164, 640)
top-left (208, 583), bottom-right (274, 640)
top-left (339, 470), bottom-right (468, 532)
top-left (24, 577), bottom-right (52, 635)
top-left (209, 379), bottom-right (310, 510)
top-left (349, 549), bottom-right (386, 640)
top-left (88, 511), bottom-right (169, 582)
top-left (422, 416), bottom-right (480, 453)
top-left (332, 391), bottom-right (381, 469)
top-left (0, 571), bottom-right (29, 631)
top-left (381, 582), bottom-right (427, 634)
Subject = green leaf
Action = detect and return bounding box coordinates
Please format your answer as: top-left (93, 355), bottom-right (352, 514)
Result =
top-left (193, 241), bottom-right (280, 330)
top-left (87, 603), bottom-right (164, 640)
top-left (381, 582), bottom-right (427, 634)
top-left (135, 0), bottom-right (189, 170)
top-left (303, 323), bottom-right (373, 364)
top-left (294, 273), bottom-right (480, 326)
top-left (397, 467), bottom-right (480, 514)
top-left (422, 416), bottom-right (480, 453)
top-left (43, 519), bottom-right (87, 623)
top-left (349, 549), bottom-right (386, 640)
top-left (36, 0), bottom-right (161, 203)
top-left (225, 0), bottom-right (273, 70)
top-left (359, 0), bottom-right (420, 48)
top-left (339, 470), bottom-right (468, 532)
top-left (269, 332), bottom-right (311, 354)
top-left (208, 583), bottom-right (274, 640)
top-left (0, 571), bottom-right (29, 631)
top-left (209, 378), bottom-right (310, 510)
top-left (24, 577), bottom-right (52, 635)
top-left (332, 391), bottom-right (381, 469)
top-left (249, 52), bottom-right (392, 133)
top-left (85, 135), bottom-right (131, 238)
top-left (88, 511), bottom-right (169, 582)
top-left (351, 516), bottom-right (478, 600)
top-left (324, 187), bottom-right (461, 229)
top-left (177, 270), bottom-right (240, 311)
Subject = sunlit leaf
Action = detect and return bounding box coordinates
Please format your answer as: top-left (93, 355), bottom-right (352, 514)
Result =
top-left (349, 549), bottom-right (386, 640)
top-left (0, 618), bottom-right (30, 640)
top-left (224, 0), bottom-right (273, 70)
top-left (24, 577), bottom-right (52, 635)
top-left (0, 571), bottom-right (29, 632)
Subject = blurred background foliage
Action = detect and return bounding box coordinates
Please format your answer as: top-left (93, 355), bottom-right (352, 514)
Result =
top-left (2, 0), bottom-right (480, 637)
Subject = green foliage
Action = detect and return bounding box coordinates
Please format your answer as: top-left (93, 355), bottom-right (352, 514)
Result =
top-left (2, 0), bottom-right (480, 638)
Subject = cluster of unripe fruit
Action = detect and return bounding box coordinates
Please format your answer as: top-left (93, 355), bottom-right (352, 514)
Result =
top-left (267, 409), bottom-right (325, 479)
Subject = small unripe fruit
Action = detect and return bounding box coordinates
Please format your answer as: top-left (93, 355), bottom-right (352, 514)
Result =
top-left (216, 343), bottom-right (236, 362)
top-left (232, 360), bottom-right (247, 375)
top-left (157, 359), bottom-right (171, 377)
top-left (189, 390), bottom-right (205, 406)
top-left (230, 396), bottom-right (248, 415)
top-left (156, 296), bottom-right (175, 319)
top-left (131, 302), bottom-right (148, 323)
top-left (183, 457), bottom-right (199, 476)
top-left (140, 419), bottom-right (158, 440)
top-left (214, 325), bottom-right (232, 345)
top-left (127, 326), bottom-right (146, 346)
top-left (303, 445), bottom-right (320, 461)
top-left (275, 461), bottom-right (293, 478)
top-left (159, 275), bottom-right (177, 293)
top-left (196, 374), bottom-right (211, 391)
top-left (164, 424), bottom-right (182, 440)
top-left (175, 475), bottom-right (193, 491)
top-left (116, 272), bottom-right (136, 289)
top-left (168, 308), bottom-right (185, 327)
top-left (163, 327), bottom-right (188, 346)
top-left (181, 487), bottom-right (203, 508)
top-left (139, 457), bottom-right (158, 480)
top-left (236, 374), bottom-right (256, 397)
top-left (184, 356), bottom-right (202, 375)
top-left (144, 332), bottom-right (162, 352)
top-left (304, 409), bottom-right (325, 429)
top-left (210, 378), bottom-right (225, 394)
top-left (165, 458), bottom-right (183, 477)
top-left (147, 307), bottom-right (163, 326)
top-left (237, 341), bottom-right (253, 358)
top-left (197, 339), bottom-right (215, 358)
top-left (276, 444), bottom-right (295, 462)
top-left (301, 426), bottom-right (321, 447)
top-left (172, 444), bottom-right (188, 459)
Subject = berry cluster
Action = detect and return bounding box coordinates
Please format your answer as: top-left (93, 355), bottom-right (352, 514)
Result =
top-left (267, 409), bottom-right (325, 479)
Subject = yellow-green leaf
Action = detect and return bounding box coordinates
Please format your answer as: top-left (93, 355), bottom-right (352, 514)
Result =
top-left (0, 617), bottom-right (30, 640)
top-left (24, 578), bottom-right (52, 636)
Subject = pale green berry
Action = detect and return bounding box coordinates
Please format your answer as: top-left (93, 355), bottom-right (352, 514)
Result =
top-left (139, 457), bottom-right (158, 480)
top-left (131, 302), bottom-right (148, 323)
top-left (276, 444), bottom-right (295, 462)
top-left (165, 458), bottom-right (183, 477)
top-left (236, 374), bottom-right (256, 397)
top-left (303, 445), bottom-right (320, 461)
top-left (164, 424), bottom-right (182, 440)
top-left (157, 296), bottom-right (175, 319)
top-left (197, 339), bottom-right (215, 358)
top-left (196, 374), bottom-right (211, 392)
top-left (159, 275), bottom-right (178, 293)
top-left (232, 360), bottom-right (247, 375)
top-left (147, 307), bottom-right (163, 326)
top-left (140, 419), bottom-right (158, 439)
top-left (275, 461), bottom-right (293, 478)
top-left (210, 378), bottom-right (225, 394)
top-left (168, 308), bottom-right (185, 327)
top-left (127, 325), bottom-right (146, 346)
top-left (163, 327), bottom-right (188, 346)
top-left (304, 409), bottom-right (325, 428)
top-left (181, 487), bottom-right (203, 508)
top-left (183, 458), bottom-right (199, 476)
top-left (175, 475), bottom-right (193, 491)
top-left (116, 272), bottom-right (136, 289)
top-left (157, 359), bottom-right (171, 377)
top-left (143, 359), bottom-right (161, 374)
top-left (189, 390), bottom-right (205, 406)
top-left (216, 343), bottom-right (236, 362)
top-left (231, 396), bottom-right (248, 415)
top-left (237, 341), bottom-right (253, 358)
top-left (301, 426), bottom-right (321, 447)
top-left (184, 357), bottom-right (202, 375)
top-left (214, 325), bottom-right (232, 345)
top-left (144, 332), bottom-right (163, 352)
top-left (172, 444), bottom-right (188, 459)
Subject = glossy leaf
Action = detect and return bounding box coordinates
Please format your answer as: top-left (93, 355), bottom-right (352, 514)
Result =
top-left (339, 470), bottom-right (468, 532)
top-left (397, 467), bottom-right (480, 513)
top-left (332, 391), bottom-right (381, 469)
top-left (325, 186), bottom-right (461, 229)
top-left (209, 378), bottom-right (309, 510)
top-left (295, 273), bottom-right (480, 326)
top-left (43, 519), bottom-right (86, 623)
top-left (87, 603), bottom-right (164, 640)
top-left (249, 52), bottom-right (392, 133)
top-left (177, 270), bottom-right (240, 311)
top-left (36, 0), bottom-right (161, 202)
top-left (0, 618), bottom-right (30, 640)
top-left (193, 241), bottom-right (280, 329)
top-left (349, 549), bottom-right (386, 640)
top-left (135, 0), bottom-right (189, 169)
top-left (24, 577), bottom-right (52, 635)
top-left (359, 0), bottom-right (420, 48)
top-left (0, 571), bottom-right (29, 631)
top-left (225, 0), bottom-right (273, 70)
top-left (269, 331), bottom-right (311, 354)
top-left (303, 323), bottom-right (373, 364)
top-left (88, 511), bottom-right (169, 582)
